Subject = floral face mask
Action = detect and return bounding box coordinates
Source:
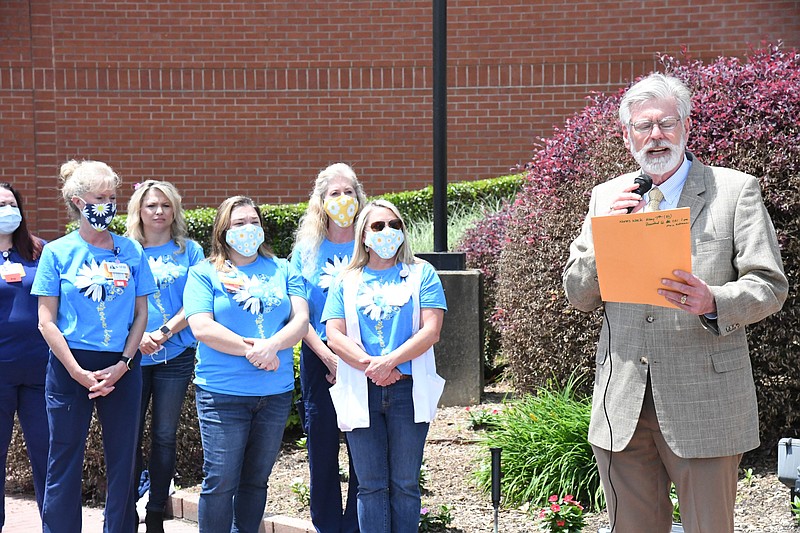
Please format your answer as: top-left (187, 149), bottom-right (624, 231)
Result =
top-left (364, 226), bottom-right (405, 260)
top-left (226, 223), bottom-right (265, 257)
top-left (324, 195), bottom-right (359, 228)
top-left (80, 201), bottom-right (117, 232)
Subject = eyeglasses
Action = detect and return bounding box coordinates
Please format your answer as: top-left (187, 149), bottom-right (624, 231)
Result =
top-left (369, 218), bottom-right (403, 232)
top-left (629, 116), bottom-right (681, 134)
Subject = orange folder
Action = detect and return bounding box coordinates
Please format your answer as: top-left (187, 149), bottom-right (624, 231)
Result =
top-left (591, 208), bottom-right (691, 308)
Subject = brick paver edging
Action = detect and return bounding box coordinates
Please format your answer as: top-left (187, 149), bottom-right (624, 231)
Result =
top-left (168, 489), bottom-right (315, 533)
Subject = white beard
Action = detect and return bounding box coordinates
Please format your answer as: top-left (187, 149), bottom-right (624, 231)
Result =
top-left (631, 135), bottom-right (686, 176)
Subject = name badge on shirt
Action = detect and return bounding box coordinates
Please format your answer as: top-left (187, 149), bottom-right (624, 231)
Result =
top-left (0, 261), bottom-right (25, 283)
top-left (103, 261), bottom-right (130, 287)
top-left (219, 270), bottom-right (245, 293)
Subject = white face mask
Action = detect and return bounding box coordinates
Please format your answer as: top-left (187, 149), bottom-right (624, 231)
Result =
top-left (324, 195), bottom-right (359, 228)
top-left (0, 205), bottom-right (22, 235)
top-left (226, 223), bottom-right (265, 257)
top-left (365, 226), bottom-right (405, 260)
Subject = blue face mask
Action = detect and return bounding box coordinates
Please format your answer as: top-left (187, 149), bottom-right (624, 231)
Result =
top-left (81, 201), bottom-right (117, 232)
top-left (365, 227), bottom-right (405, 260)
top-left (0, 205), bottom-right (22, 235)
top-left (226, 223), bottom-right (265, 257)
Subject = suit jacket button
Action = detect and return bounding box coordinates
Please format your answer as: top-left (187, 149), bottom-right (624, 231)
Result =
top-left (646, 316), bottom-right (655, 323)
top-left (640, 356), bottom-right (649, 364)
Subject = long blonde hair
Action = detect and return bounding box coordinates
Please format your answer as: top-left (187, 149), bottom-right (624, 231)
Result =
top-left (60, 160), bottom-right (121, 220)
top-left (346, 199), bottom-right (416, 273)
top-left (292, 163), bottom-right (367, 278)
top-left (125, 180), bottom-right (189, 254)
top-left (208, 196), bottom-right (273, 271)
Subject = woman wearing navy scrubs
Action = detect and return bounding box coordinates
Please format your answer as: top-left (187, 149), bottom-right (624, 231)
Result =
top-left (32, 160), bottom-right (156, 533)
top-left (323, 200), bottom-right (447, 533)
top-left (127, 180), bottom-right (204, 533)
top-left (0, 182), bottom-right (49, 529)
top-left (183, 196), bottom-right (308, 533)
top-left (291, 163), bottom-right (366, 533)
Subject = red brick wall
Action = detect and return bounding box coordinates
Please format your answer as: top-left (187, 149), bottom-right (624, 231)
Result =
top-left (2, 0), bottom-right (799, 239)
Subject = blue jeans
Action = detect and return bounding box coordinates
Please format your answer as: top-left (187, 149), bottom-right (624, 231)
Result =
top-left (195, 386), bottom-right (292, 533)
top-left (136, 347), bottom-right (195, 512)
top-left (346, 379), bottom-right (429, 533)
top-left (42, 349), bottom-right (142, 533)
top-left (0, 359), bottom-right (49, 529)
top-left (300, 343), bottom-right (359, 533)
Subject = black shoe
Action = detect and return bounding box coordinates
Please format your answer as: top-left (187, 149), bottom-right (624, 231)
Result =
top-left (144, 511), bottom-right (165, 533)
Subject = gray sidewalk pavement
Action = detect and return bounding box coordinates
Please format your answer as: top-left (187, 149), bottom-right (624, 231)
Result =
top-left (4, 492), bottom-right (314, 532)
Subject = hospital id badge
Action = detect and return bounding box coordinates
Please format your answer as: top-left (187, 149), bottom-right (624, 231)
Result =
top-left (0, 261), bottom-right (25, 283)
top-left (105, 261), bottom-right (130, 287)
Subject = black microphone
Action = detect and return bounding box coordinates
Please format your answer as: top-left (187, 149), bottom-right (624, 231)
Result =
top-left (627, 173), bottom-right (653, 213)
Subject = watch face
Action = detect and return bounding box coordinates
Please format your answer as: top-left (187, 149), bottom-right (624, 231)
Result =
top-left (160, 325), bottom-right (171, 335)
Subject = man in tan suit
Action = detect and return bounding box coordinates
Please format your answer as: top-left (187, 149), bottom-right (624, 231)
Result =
top-left (563, 73), bottom-right (788, 532)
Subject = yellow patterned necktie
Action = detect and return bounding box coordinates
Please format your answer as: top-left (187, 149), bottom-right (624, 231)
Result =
top-left (647, 186), bottom-right (664, 212)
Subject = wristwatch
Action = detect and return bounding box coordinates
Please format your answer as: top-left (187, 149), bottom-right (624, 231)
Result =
top-left (120, 355), bottom-right (134, 370)
top-left (159, 324), bottom-right (173, 338)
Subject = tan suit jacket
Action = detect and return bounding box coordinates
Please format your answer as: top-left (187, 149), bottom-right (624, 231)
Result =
top-left (563, 154), bottom-right (788, 458)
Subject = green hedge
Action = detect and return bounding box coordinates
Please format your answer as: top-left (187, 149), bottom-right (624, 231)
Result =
top-left (73, 174), bottom-right (523, 257)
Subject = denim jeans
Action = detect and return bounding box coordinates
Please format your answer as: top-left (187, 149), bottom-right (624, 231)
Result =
top-left (346, 379), bottom-right (429, 533)
top-left (300, 343), bottom-right (359, 533)
top-left (195, 386), bottom-right (292, 533)
top-left (136, 347), bottom-right (195, 512)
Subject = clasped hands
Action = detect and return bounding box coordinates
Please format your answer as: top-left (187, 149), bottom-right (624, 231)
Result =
top-left (74, 363), bottom-right (128, 399)
top-left (362, 355), bottom-right (403, 387)
top-left (243, 337), bottom-right (280, 371)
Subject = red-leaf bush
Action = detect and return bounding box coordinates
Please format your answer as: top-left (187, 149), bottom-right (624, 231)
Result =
top-left (471, 43), bottom-right (799, 450)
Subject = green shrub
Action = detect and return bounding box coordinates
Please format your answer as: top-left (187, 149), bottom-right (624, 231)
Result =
top-left (474, 376), bottom-right (602, 511)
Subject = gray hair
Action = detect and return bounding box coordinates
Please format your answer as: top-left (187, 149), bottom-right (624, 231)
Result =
top-left (619, 73), bottom-right (692, 126)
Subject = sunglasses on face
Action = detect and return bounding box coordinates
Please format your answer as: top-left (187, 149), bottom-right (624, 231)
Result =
top-left (369, 218), bottom-right (403, 232)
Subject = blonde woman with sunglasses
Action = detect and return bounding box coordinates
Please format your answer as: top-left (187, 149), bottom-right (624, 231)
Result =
top-left (322, 200), bottom-right (446, 533)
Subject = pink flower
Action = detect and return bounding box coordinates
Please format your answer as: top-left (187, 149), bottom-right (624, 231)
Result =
top-left (465, 406), bottom-right (471, 412)
top-left (550, 503), bottom-right (561, 512)
top-left (420, 507), bottom-right (429, 515)
top-left (557, 520), bottom-right (566, 527)
top-left (539, 509), bottom-right (546, 518)
top-left (548, 495), bottom-right (559, 503)
top-left (491, 409), bottom-right (499, 414)
top-left (564, 494), bottom-right (574, 502)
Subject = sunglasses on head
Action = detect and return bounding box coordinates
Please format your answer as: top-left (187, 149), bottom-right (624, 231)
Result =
top-left (369, 218), bottom-right (403, 232)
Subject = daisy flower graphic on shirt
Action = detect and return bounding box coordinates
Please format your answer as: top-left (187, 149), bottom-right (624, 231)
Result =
top-left (318, 254), bottom-right (349, 291)
top-left (233, 274), bottom-right (283, 315)
top-left (357, 280), bottom-right (410, 321)
top-left (148, 255), bottom-right (185, 288)
top-left (75, 260), bottom-right (114, 302)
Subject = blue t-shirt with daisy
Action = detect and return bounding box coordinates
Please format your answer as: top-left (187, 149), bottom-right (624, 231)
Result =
top-left (142, 239), bottom-right (205, 364)
top-left (31, 231), bottom-right (157, 353)
top-left (290, 238), bottom-right (354, 341)
top-left (183, 255), bottom-right (306, 396)
top-left (321, 261), bottom-right (447, 375)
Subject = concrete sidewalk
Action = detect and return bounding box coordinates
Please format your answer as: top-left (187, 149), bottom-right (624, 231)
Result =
top-left (4, 491), bottom-right (315, 533)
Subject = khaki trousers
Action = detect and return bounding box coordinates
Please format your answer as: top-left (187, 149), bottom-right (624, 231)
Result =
top-left (592, 379), bottom-right (741, 533)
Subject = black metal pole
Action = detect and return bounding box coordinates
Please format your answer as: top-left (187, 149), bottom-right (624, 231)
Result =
top-left (432, 0), bottom-right (447, 252)
top-left (491, 447), bottom-right (502, 533)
